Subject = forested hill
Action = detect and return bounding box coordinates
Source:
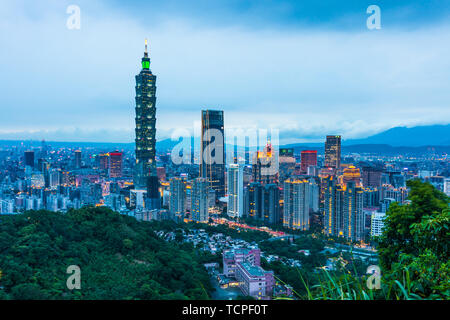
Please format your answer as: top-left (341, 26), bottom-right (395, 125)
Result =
top-left (0, 207), bottom-right (214, 300)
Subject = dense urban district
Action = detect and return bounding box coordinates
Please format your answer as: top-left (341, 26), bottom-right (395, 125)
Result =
top-left (0, 43), bottom-right (448, 300)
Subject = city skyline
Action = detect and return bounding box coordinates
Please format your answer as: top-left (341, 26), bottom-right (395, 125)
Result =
top-left (0, 0), bottom-right (449, 305)
top-left (1, 0), bottom-right (450, 144)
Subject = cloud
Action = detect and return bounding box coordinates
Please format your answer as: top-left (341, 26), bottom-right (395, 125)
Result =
top-left (0, 0), bottom-right (449, 144)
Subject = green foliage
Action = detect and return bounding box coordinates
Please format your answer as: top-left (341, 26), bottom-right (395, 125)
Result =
top-left (10, 283), bottom-right (49, 300)
top-left (378, 180), bottom-right (449, 269)
top-left (262, 259), bottom-right (312, 298)
top-left (376, 180), bottom-right (449, 299)
top-left (0, 207), bottom-right (214, 300)
top-left (259, 236), bottom-right (327, 272)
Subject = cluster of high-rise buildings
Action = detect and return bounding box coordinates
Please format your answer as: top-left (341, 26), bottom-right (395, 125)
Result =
top-left (1, 42), bottom-right (449, 245)
top-left (166, 129), bottom-right (411, 242)
top-left (0, 145), bottom-right (129, 215)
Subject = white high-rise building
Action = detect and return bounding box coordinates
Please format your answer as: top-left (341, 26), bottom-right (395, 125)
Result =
top-left (25, 196), bottom-right (42, 211)
top-left (371, 212), bottom-right (386, 237)
top-left (49, 170), bottom-right (61, 189)
top-left (31, 173), bottom-right (45, 188)
top-left (308, 178), bottom-right (320, 212)
top-left (0, 199), bottom-right (14, 214)
top-left (130, 189), bottom-right (146, 210)
top-left (46, 194), bottom-right (58, 212)
top-left (191, 178), bottom-right (209, 223)
top-left (444, 178), bottom-right (450, 196)
top-left (169, 177), bottom-right (186, 219)
top-left (227, 163), bottom-right (244, 218)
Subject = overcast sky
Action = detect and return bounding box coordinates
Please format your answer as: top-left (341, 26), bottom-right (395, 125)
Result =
top-left (1, 0), bottom-right (449, 143)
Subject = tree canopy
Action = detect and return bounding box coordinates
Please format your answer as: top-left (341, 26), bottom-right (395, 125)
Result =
top-left (377, 180), bottom-right (449, 299)
top-left (0, 206), bottom-right (214, 300)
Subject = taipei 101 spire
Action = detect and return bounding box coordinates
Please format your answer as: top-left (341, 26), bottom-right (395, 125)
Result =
top-left (134, 39), bottom-right (160, 209)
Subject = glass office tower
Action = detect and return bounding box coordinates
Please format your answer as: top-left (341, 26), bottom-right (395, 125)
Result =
top-left (324, 135), bottom-right (341, 169)
top-left (200, 109), bottom-right (226, 199)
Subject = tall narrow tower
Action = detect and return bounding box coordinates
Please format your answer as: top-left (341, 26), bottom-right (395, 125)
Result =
top-left (324, 135), bottom-right (341, 169)
top-left (134, 39), bottom-right (160, 209)
top-left (200, 110), bottom-right (226, 199)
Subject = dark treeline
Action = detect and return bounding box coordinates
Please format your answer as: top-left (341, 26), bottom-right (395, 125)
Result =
top-left (0, 207), bottom-right (214, 300)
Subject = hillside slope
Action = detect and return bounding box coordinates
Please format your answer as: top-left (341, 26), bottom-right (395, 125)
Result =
top-left (0, 207), bottom-right (214, 300)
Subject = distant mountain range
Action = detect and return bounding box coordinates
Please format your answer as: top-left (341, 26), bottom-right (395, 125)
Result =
top-left (281, 124), bottom-right (450, 155)
top-left (345, 124), bottom-right (450, 147)
top-left (1, 124), bottom-right (449, 155)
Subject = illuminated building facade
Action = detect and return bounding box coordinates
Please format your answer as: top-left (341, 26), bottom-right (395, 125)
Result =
top-left (318, 167), bottom-right (336, 217)
top-left (362, 166), bottom-right (383, 188)
top-left (134, 40), bottom-right (160, 209)
top-left (283, 178), bottom-right (311, 231)
top-left (244, 182), bottom-right (280, 225)
top-left (252, 141), bottom-right (278, 185)
top-left (99, 153), bottom-right (109, 171)
top-left (324, 177), bottom-right (365, 242)
top-left (341, 165), bottom-right (361, 186)
top-left (200, 110), bottom-right (226, 199)
top-left (109, 151), bottom-right (123, 178)
top-left (246, 182), bottom-right (262, 219)
top-left (300, 150), bottom-right (317, 173)
top-left (324, 135), bottom-right (341, 169)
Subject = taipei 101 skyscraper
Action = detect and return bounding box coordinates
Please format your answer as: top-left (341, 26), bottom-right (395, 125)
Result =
top-left (134, 39), bottom-right (160, 209)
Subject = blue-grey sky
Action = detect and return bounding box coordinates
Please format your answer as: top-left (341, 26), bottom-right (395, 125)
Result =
top-left (1, 0), bottom-right (449, 143)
